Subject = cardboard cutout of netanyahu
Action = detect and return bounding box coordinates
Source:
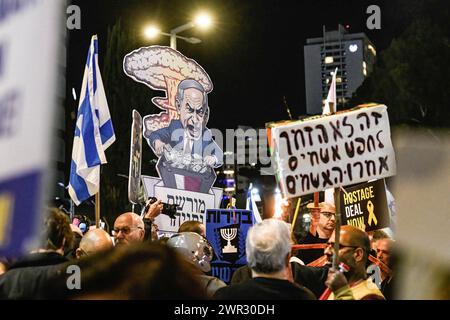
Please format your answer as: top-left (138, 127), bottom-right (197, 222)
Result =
top-left (123, 46), bottom-right (223, 233)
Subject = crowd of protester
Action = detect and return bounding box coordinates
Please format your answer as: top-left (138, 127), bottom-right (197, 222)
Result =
top-left (0, 198), bottom-right (396, 300)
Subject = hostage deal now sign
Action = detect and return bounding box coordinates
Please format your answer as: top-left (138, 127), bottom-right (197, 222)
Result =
top-left (340, 179), bottom-right (390, 232)
top-left (271, 104), bottom-right (396, 198)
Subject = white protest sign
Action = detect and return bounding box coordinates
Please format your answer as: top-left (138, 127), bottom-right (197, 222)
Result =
top-left (271, 105), bottom-right (396, 198)
top-left (0, 1), bottom-right (62, 256)
top-left (142, 175), bottom-right (223, 233)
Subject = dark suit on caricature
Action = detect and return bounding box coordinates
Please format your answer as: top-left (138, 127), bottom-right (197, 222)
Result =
top-left (149, 119), bottom-right (223, 166)
top-left (147, 79), bottom-right (223, 193)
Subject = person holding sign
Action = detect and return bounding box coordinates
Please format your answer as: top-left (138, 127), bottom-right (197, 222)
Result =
top-left (323, 225), bottom-right (385, 300)
top-left (296, 202), bottom-right (336, 265)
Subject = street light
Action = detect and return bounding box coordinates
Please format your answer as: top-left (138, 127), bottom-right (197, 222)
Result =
top-left (143, 12), bottom-right (213, 50)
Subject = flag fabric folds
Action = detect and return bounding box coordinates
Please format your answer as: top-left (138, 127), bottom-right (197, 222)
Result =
top-left (246, 187), bottom-right (262, 223)
top-left (69, 35), bottom-right (115, 205)
top-left (323, 67), bottom-right (338, 115)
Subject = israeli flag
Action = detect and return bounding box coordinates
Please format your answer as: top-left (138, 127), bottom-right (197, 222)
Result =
top-left (69, 35), bottom-right (115, 205)
top-left (246, 185), bottom-right (262, 223)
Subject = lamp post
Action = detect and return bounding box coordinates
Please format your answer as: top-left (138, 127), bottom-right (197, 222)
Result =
top-left (144, 12), bottom-right (212, 50)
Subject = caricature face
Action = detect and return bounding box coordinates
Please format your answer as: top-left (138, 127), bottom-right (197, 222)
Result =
top-left (178, 87), bottom-right (206, 140)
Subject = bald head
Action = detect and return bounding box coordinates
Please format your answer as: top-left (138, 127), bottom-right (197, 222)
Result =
top-left (325, 225), bottom-right (371, 280)
top-left (339, 225), bottom-right (370, 253)
top-left (76, 229), bottom-right (113, 259)
top-left (113, 212), bottom-right (145, 246)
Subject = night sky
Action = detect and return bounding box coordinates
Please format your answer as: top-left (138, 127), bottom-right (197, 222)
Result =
top-left (67, 0), bottom-right (414, 131)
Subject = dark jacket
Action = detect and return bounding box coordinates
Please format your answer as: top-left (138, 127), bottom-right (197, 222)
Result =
top-left (0, 252), bottom-right (68, 300)
top-left (149, 119), bottom-right (223, 166)
top-left (291, 264), bottom-right (329, 299)
top-left (214, 277), bottom-right (316, 300)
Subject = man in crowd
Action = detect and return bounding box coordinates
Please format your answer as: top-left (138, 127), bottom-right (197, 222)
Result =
top-left (76, 229), bottom-right (113, 258)
top-left (178, 220), bottom-right (206, 238)
top-left (0, 208), bottom-right (73, 299)
top-left (113, 212), bottom-right (145, 246)
top-left (296, 202), bottom-right (336, 265)
top-left (323, 225), bottom-right (385, 300)
top-left (377, 237), bottom-right (395, 299)
top-left (214, 219), bottom-right (315, 300)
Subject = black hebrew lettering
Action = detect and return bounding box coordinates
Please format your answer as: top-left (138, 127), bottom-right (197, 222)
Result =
top-left (315, 124), bottom-right (329, 144)
top-left (355, 137), bottom-right (365, 155)
top-left (241, 211), bottom-right (252, 224)
top-left (376, 130), bottom-right (385, 148)
top-left (371, 111), bottom-right (382, 126)
top-left (331, 145), bottom-right (341, 161)
top-left (288, 156), bottom-right (298, 171)
top-left (367, 135), bottom-right (375, 152)
top-left (378, 156), bottom-right (389, 174)
top-left (307, 151), bottom-right (319, 166)
top-left (353, 162), bottom-right (364, 178)
top-left (292, 129), bottom-right (305, 150)
top-left (194, 199), bottom-right (198, 212)
top-left (175, 196), bottom-right (185, 211)
top-left (365, 160), bottom-right (376, 176)
top-left (310, 173), bottom-right (320, 188)
top-left (286, 175), bottom-right (296, 194)
top-left (357, 112), bottom-right (370, 130)
top-left (332, 166), bottom-right (343, 183)
top-left (167, 195), bottom-right (175, 204)
top-left (346, 163), bottom-right (353, 181)
top-left (198, 200), bottom-right (206, 213)
top-left (343, 116), bottom-right (354, 138)
top-left (206, 210), bottom-right (219, 223)
top-left (329, 120), bottom-right (343, 142)
top-left (303, 126), bottom-right (314, 146)
top-left (345, 141), bottom-right (355, 158)
top-left (321, 170), bottom-right (333, 187)
top-left (301, 174), bottom-right (310, 192)
top-left (192, 214), bottom-right (200, 221)
top-left (320, 148), bottom-right (330, 163)
top-left (280, 131), bottom-right (292, 155)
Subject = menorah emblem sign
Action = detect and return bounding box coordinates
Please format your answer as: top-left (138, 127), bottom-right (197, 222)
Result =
top-left (220, 228), bottom-right (238, 253)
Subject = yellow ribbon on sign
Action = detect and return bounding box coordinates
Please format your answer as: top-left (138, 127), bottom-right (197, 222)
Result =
top-left (367, 200), bottom-right (378, 226)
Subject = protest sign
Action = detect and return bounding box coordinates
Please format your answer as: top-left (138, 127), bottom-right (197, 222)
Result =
top-left (128, 110), bottom-right (143, 204)
top-left (0, 2), bottom-right (61, 256)
top-left (340, 179), bottom-right (390, 232)
top-left (271, 105), bottom-right (396, 198)
top-left (142, 175), bottom-right (222, 234)
top-left (205, 209), bottom-right (254, 284)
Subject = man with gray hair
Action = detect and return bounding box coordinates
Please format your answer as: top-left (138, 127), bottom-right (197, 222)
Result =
top-left (113, 212), bottom-right (145, 247)
top-left (214, 219), bottom-right (315, 300)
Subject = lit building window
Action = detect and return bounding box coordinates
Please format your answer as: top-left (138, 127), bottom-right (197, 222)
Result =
top-left (324, 56), bottom-right (334, 64)
top-left (362, 61), bottom-right (367, 76)
top-left (336, 77), bottom-right (342, 83)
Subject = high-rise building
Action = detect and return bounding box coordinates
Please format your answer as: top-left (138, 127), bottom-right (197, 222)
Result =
top-left (304, 25), bottom-right (376, 115)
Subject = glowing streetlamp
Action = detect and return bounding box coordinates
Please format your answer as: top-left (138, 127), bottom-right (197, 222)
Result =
top-left (143, 12), bottom-right (213, 50)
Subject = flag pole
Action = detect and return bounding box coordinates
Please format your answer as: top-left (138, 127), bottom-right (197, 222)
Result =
top-left (328, 93), bottom-right (341, 269)
top-left (95, 188), bottom-right (100, 228)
